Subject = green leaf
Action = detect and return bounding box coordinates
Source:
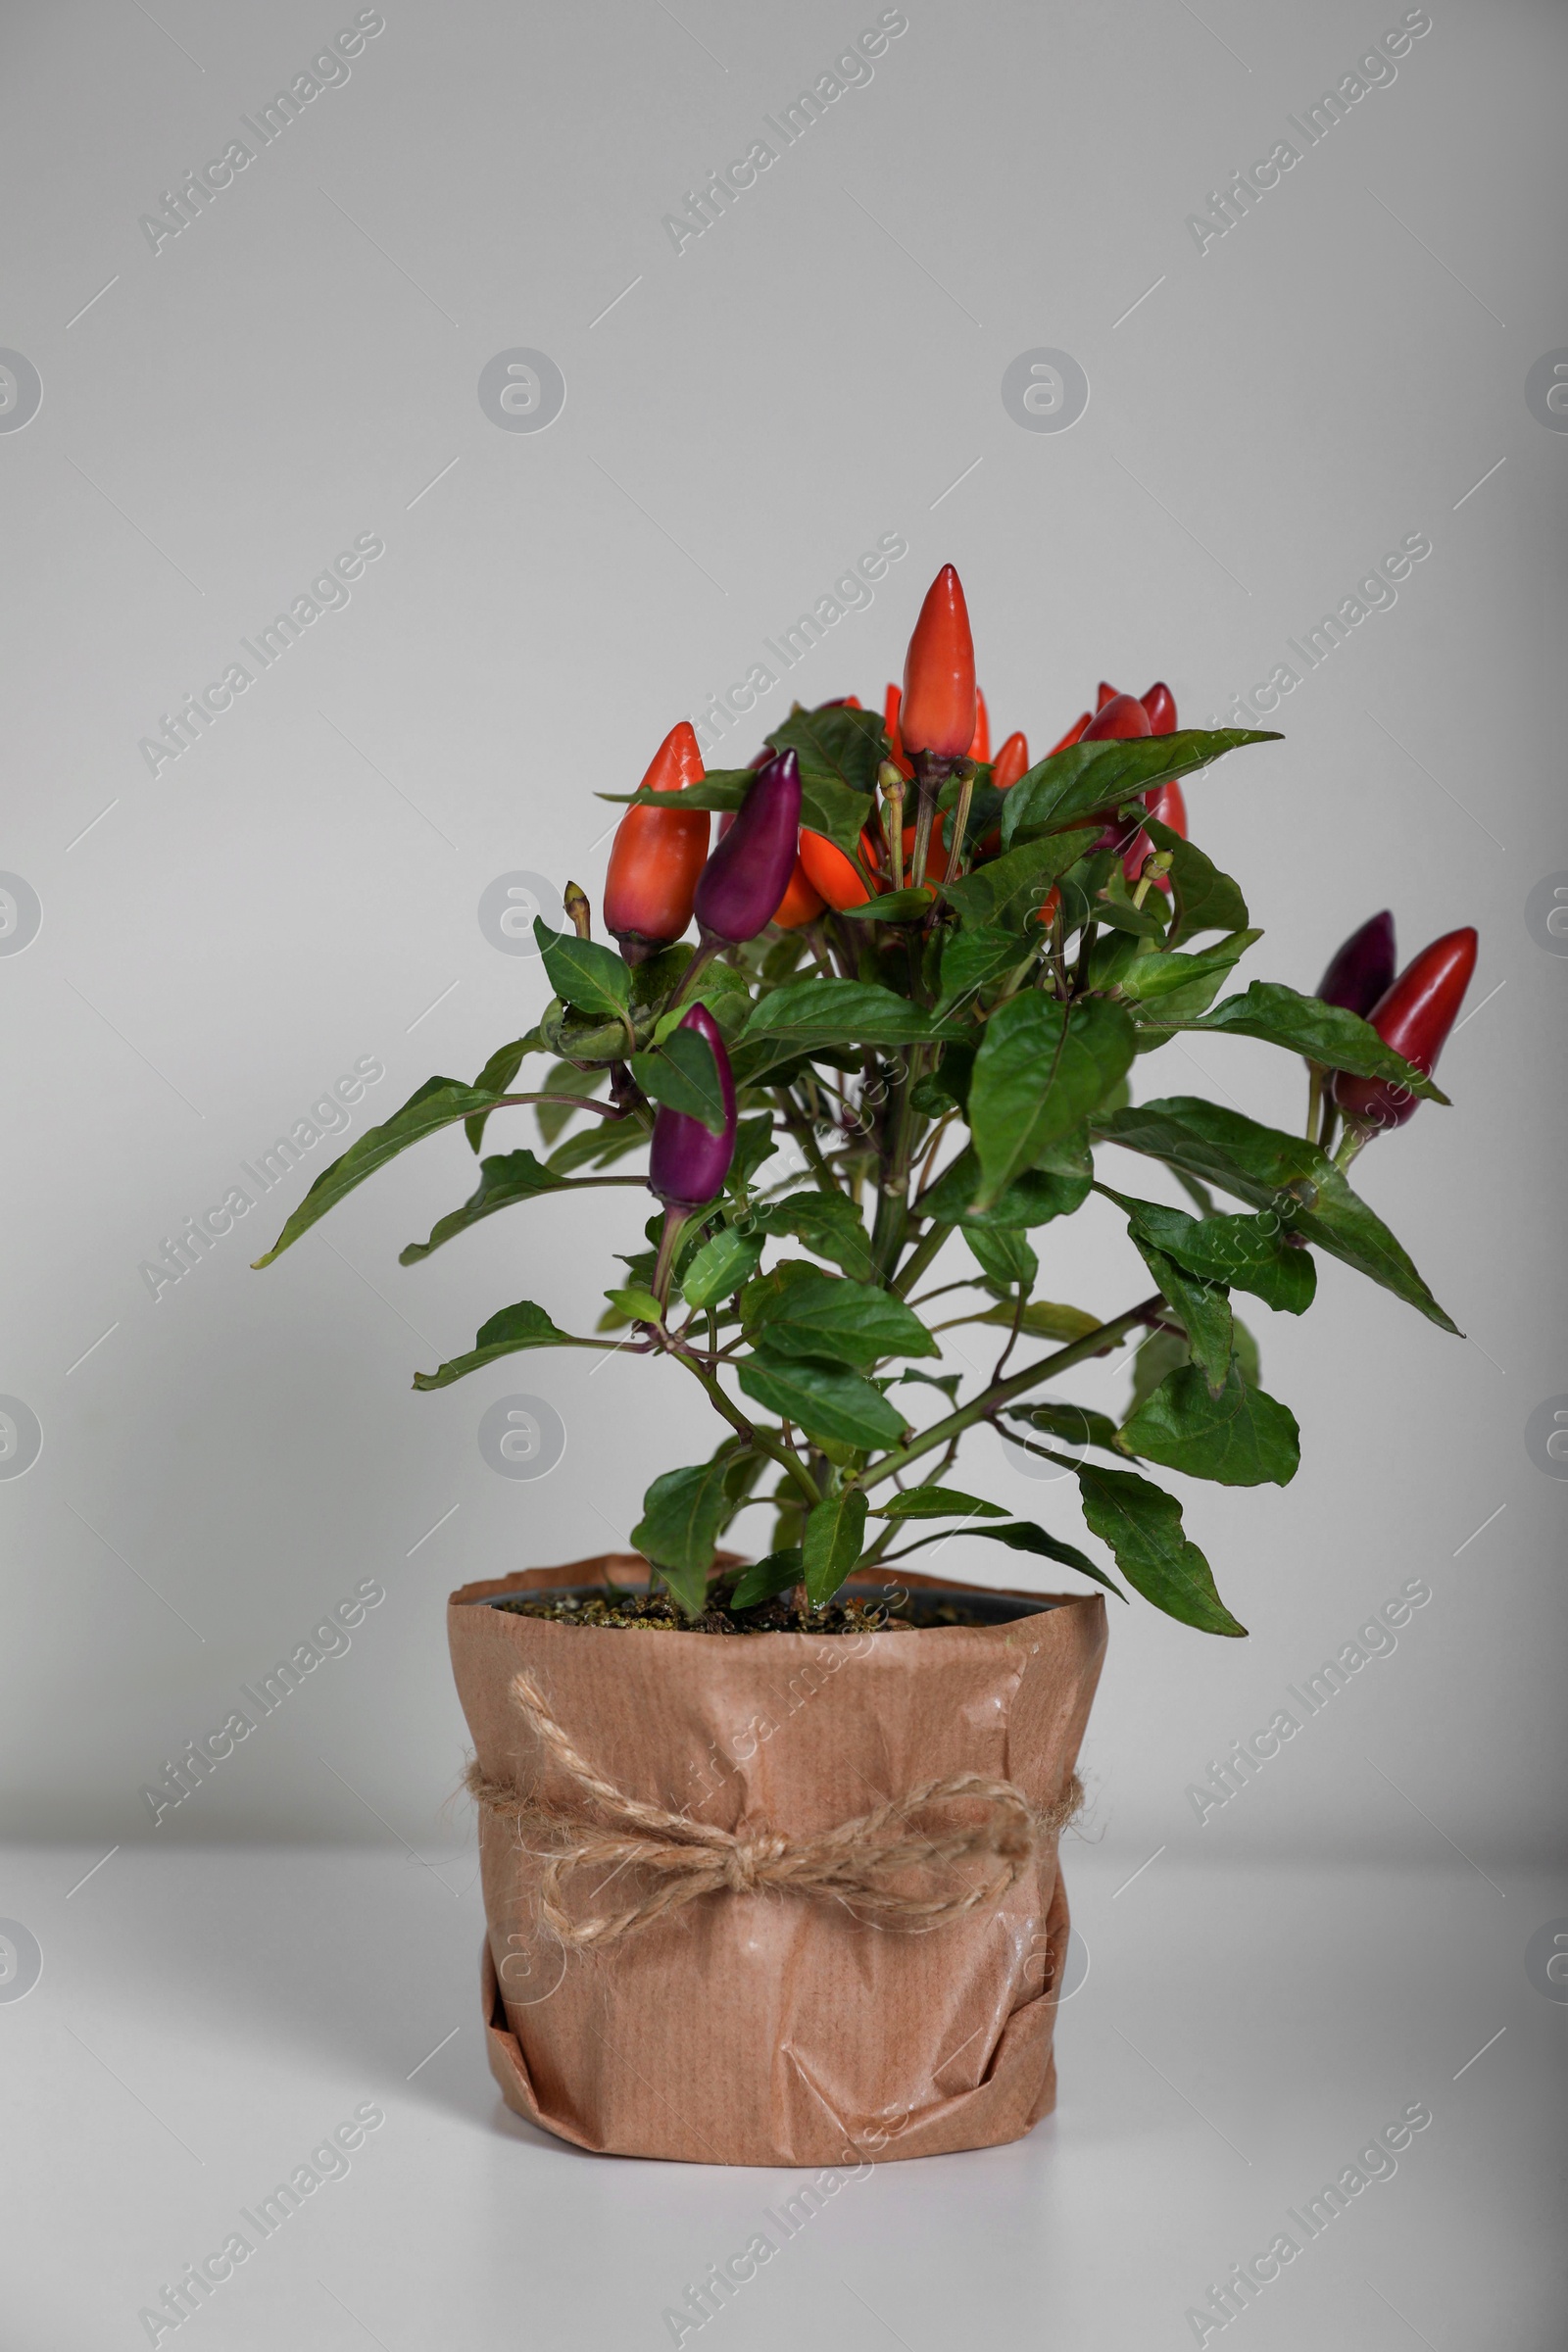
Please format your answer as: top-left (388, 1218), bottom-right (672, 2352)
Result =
top-left (532, 1059), bottom-right (600, 1148)
top-left (631, 1461), bottom-right (734, 1615)
top-left (1001, 728), bottom-right (1280, 849)
top-left (757, 1191), bottom-right (873, 1280)
top-left (545, 1117), bottom-right (646, 1175)
top-left (941, 829), bottom-right (1101, 930)
top-left (253, 1078), bottom-right (507, 1266)
top-left (802, 1488), bottom-right (869, 1608)
top-left (965, 1225), bottom-right (1038, 1293)
top-left (873, 1486), bottom-right (1011, 1520)
top-left (726, 1111), bottom-right (780, 1198)
top-left (740, 979), bottom-right (963, 1053)
top-left (680, 1225), bottom-right (764, 1309)
top-left (736, 1351), bottom-right (907, 1449)
top-left (605, 1284), bottom-right (662, 1324)
top-left (1094, 1097), bottom-right (1457, 1332)
top-left (397, 1148), bottom-right (594, 1264)
top-left (1182, 981), bottom-right (1448, 1102)
top-left (600, 768), bottom-right (752, 812)
top-left (1142, 818), bottom-right (1249, 947)
top-left (466, 1035), bottom-right (537, 1152)
top-left (890, 1367), bottom-right (962, 1402)
top-left (841, 886), bottom-right (936, 923)
top-left (743, 1264), bottom-right (938, 1367)
top-left (970, 996), bottom-right (1136, 1208)
top-left (935, 925), bottom-right (1034, 1015)
top-left (628, 1024), bottom-right (727, 1134)
top-left (1117, 931), bottom-right (1260, 1004)
top-left (532, 921), bottom-right (633, 1021)
top-left (1128, 1326), bottom-right (1193, 1418)
top-left (920, 1139), bottom-right (1093, 1230)
top-left (766, 702), bottom-right (887, 798)
top-left (1100, 1189), bottom-right (1316, 1315)
top-left (1005, 1399), bottom-right (1123, 1454)
top-left (1121, 1360), bottom-right (1300, 1488)
top-left (411, 1298), bottom-right (584, 1391)
top-left (888, 1517), bottom-right (1124, 1595)
top-left (728, 1546), bottom-right (804, 1609)
top-left (966, 1299), bottom-right (1104, 1343)
top-left (1042, 1454), bottom-right (1247, 1636)
top-left (1129, 1237), bottom-right (1233, 1393)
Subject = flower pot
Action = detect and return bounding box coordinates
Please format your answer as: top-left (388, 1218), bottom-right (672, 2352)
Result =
top-left (448, 1554), bottom-right (1105, 2166)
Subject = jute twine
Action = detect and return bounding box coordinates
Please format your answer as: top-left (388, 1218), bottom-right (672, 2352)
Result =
top-left (465, 1670), bottom-right (1083, 1949)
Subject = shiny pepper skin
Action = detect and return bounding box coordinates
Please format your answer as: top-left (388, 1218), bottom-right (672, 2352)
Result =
top-left (1332, 927), bottom-right (1478, 1132)
top-left (694, 750), bottom-right (803, 943)
top-left (603, 721), bottom-right (710, 956)
top-left (991, 731), bottom-right (1030, 793)
top-left (1316, 910), bottom-right (1396, 1019)
top-left (899, 564), bottom-right (976, 760)
top-left (647, 1003), bottom-right (737, 1208)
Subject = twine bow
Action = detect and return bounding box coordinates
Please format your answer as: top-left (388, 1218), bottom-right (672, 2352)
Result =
top-left (466, 1670), bottom-right (1082, 1950)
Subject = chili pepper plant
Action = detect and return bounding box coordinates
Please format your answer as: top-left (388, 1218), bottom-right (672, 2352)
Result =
top-left (255, 567), bottom-right (1476, 1636)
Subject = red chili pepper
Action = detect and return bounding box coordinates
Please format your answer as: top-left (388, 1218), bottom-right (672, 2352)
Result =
top-left (1332, 927), bottom-right (1478, 1133)
top-left (603, 721), bottom-right (710, 958)
top-left (900, 564), bottom-right (976, 760)
top-left (1032, 885), bottom-right (1062, 929)
top-left (1096, 681), bottom-right (1118, 710)
top-left (1141, 681), bottom-right (1177, 735)
top-left (820, 695), bottom-right (862, 710)
top-left (798, 827), bottom-right (882, 909)
top-left (1083, 692), bottom-right (1152, 743)
top-left (968, 689), bottom-right (990, 764)
top-left (991, 730), bottom-right (1030, 793)
top-left (769, 858), bottom-right (825, 929)
top-left (882, 683), bottom-right (913, 781)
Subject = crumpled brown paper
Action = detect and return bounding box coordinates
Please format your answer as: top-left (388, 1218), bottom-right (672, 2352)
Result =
top-left (448, 1556), bottom-right (1105, 2165)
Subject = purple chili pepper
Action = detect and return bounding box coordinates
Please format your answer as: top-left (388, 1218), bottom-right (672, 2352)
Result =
top-left (694, 748), bottom-right (803, 944)
top-left (1316, 910), bottom-right (1396, 1017)
top-left (648, 1003), bottom-right (737, 1208)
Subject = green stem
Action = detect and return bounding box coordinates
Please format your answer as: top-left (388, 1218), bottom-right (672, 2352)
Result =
top-left (890, 1219), bottom-right (950, 1298)
top-left (853, 1295), bottom-right (1162, 1494)
top-left (675, 1353), bottom-right (821, 1504)
top-left (1304, 1065), bottom-right (1322, 1144)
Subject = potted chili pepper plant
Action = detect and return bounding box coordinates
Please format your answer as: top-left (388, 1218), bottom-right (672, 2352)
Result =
top-left (254, 565), bottom-right (1476, 2164)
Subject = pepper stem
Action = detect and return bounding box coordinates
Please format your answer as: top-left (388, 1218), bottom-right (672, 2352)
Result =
top-left (1304, 1064), bottom-right (1322, 1143)
top-left (564, 881), bottom-right (592, 940)
top-left (652, 1203), bottom-right (687, 1306)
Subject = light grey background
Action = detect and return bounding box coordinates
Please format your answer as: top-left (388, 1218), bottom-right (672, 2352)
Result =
top-left (3, 0), bottom-right (1561, 1861)
top-left (3, 2), bottom-right (1565, 2344)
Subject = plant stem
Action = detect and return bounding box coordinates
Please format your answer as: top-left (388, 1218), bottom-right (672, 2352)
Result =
top-left (891, 1219), bottom-right (950, 1298)
top-left (667, 935), bottom-right (722, 1011)
top-left (853, 1295), bottom-right (1163, 1494)
top-left (674, 1352), bottom-right (821, 1504)
top-left (1304, 1065), bottom-right (1322, 1143)
top-left (652, 1204), bottom-right (686, 1306)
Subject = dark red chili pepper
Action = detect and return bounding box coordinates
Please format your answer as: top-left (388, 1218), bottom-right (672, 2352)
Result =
top-left (603, 721), bottom-right (710, 960)
top-left (1315, 910), bottom-right (1396, 1019)
top-left (899, 564), bottom-right (976, 760)
top-left (1083, 692), bottom-right (1152, 744)
top-left (1332, 927), bottom-right (1478, 1132)
top-left (1096, 680), bottom-right (1118, 710)
top-left (694, 749), bottom-right (803, 943)
top-left (1141, 681), bottom-right (1177, 735)
top-left (1048, 710), bottom-right (1092, 756)
top-left (648, 1003), bottom-right (737, 1208)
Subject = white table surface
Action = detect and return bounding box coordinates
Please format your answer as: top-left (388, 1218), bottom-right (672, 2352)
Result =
top-left (2, 1844), bottom-right (1561, 2350)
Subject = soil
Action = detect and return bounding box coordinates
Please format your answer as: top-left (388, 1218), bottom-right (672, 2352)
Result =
top-left (492, 1589), bottom-right (1002, 1636)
